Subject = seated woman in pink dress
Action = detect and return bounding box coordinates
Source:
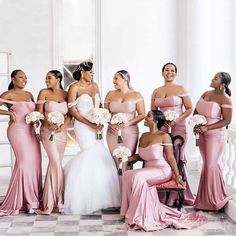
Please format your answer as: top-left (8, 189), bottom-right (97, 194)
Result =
top-left (0, 69), bottom-right (42, 216)
top-left (194, 72), bottom-right (232, 211)
top-left (104, 70), bottom-right (145, 172)
top-left (35, 70), bottom-right (71, 215)
top-left (151, 62), bottom-right (194, 206)
top-left (120, 110), bottom-right (207, 231)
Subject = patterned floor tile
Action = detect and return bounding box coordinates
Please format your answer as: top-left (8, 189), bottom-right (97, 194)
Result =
top-left (33, 220), bottom-right (57, 227)
top-left (54, 225), bottom-right (79, 232)
top-left (79, 220), bottom-right (103, 226)
top-left (6, 226), bottom-right (32, 234)
top-left (0, 170), bottom-right (235, 235)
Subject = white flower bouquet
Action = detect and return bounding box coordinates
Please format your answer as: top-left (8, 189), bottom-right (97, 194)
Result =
top-left (112, 145), bottom-right (131, 175)
top-left (110, 113), bottom-right (129, 143)
top-left (47, 111), bottom-right (65, 141)
top-left (163, 110), bottom-right (179, 134)
top-left (189, 114), bottom-right (207, 146)
top-left (85, 108), bottom-right (111, 140)
top-left (25, 111), bottom-right (41, 142)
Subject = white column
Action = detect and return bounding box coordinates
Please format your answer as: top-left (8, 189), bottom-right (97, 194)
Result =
top-left (225, 124), bottom-right (236, 222)
top-left (94, 0), bottom-right (102, 97)
top-left (51, 0), bottom-right (63, 71)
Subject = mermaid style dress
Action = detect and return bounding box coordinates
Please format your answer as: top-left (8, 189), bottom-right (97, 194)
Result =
top-left (154, 95), bottom-right (195, 206)
top-left (194, 98), bottom-right (232, 210)
top-left (0, 99), bottom-right (42, 216)
top-left (106, 99), bottom-right (141, 169)
top-left (63, 94), bottom-right (120, 214)
top-left (120, 143), bottom-right (207, 231)
top-left (37, 101), bottom-right (68, 214)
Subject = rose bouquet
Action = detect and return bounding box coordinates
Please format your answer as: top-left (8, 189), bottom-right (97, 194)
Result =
top-left (112, 145), bottom-right (131, 175)
top-left (189, 114), bottom-right (207, 146)
top-left (110, 113), bottom-right (129, 143)
top-left (25, 111), bottom-right (41, 141)
top-left (163, 110), bottom-right (179, 134)
top-left (47, 111), bottom-right (65, 141)
top-left (85, 108), bottom-right (111, 140)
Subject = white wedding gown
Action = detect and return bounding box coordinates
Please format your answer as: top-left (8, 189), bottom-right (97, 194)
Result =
top-left (63, 94), bottom-right (120, 214)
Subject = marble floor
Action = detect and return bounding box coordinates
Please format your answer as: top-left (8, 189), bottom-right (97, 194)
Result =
top-left (0, 171), bottom-right (235, 236)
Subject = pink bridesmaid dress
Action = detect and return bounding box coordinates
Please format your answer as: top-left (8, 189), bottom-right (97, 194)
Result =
top-left (120, 144), bottom-right (207, 231)
top-left (0, 99), bottom-right (42, 216)
top-left (38, 101), bottom-right (67, 214)
top-left (154, 94), bottom-right (195, 206)
top-left (106, 100), bottom-right (141, 169)
top-left (194, 98), bottom-right (232, 211)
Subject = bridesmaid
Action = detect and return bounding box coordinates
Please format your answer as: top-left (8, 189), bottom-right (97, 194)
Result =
top-left (194, 72), bottom-right (232, 211)
top-left (120, 110), bottom-right (207, 231)
top-left (35, 70), bottom-right (70, 215)
top-left (104, 70), bottom-right (145, 171)
top-left (0, 69), bottom-right (42, 216)
top-left (151, 62), bottom-right (195, 206)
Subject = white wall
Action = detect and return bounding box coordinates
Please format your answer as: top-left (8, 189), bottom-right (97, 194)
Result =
top-left (0, 0), bottom-right (53, 97)
top-left (0, 0), bottom-right (53, 177)
top-left (100, 0), bottom-right (236, 160)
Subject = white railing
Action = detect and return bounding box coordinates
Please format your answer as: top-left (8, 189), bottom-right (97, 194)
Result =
top-left (223, 124), bottom-right (236, 222)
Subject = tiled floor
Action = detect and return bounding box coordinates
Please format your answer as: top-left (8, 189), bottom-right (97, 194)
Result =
top-left (0, 207), bottom-right (236, 236)
top-left (0, 171), bottom-right (236, 235)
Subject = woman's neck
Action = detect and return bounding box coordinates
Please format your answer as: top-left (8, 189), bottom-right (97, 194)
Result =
top-left (213, 88), bottom-right (224, 95)
top-left (119, 86), bottom-right (130, 94)
top-left (79, 80), bottom-right (91, 88)
top-left (51, 86), bottom-right (61, 93)
top-left (164, 81), bottom-right (175, 87)
top-left (149, 125), bottom-right (158, 134)
top-left (12, 87), bottom-right (24, 93)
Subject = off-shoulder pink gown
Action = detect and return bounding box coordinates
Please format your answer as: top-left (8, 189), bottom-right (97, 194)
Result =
top-left (120, 144), bottom-right (207, 231)
top-left (0, 99), bottom-right (42, 216)
top-left (154, 95), bottom-right (195, 206)
top-left (38, 101), bottom-right (67, 214)
top-left (194, 98), bottom-right (232, 210)
top-left (106, 100), bottom-right (140, 170)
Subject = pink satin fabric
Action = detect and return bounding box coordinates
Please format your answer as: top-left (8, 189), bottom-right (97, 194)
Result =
top-left (106, 101), bottom-right (139, 169)
top-left (194, 98), bottom-right (232, 210)
top-left (38, 101), bottom-right (67, 214)
top-left (0, 99), bottom-right (42, 216)
top-left (120, 144), bottom-right (207, 231)
top-left (154, 95), bottom-right (195, 206)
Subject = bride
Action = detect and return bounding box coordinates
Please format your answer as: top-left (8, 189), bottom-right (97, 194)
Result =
top-left (63, 61), bottom-right (120, 214)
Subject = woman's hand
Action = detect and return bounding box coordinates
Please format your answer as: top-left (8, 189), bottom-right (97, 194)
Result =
top-left (164, 120), bottom-right (175, 129)
top-left (90, 123), bottom-right (104, 132)
top-left (194, 125), bottom-right (208, 134)
top-left (55, 124), bottom-right (66, 133)
top-left (109, 123), bottom-right (127, 131)
top-left (8, 112), bottom-right (16, 126)
top-left (128, 154), bottom-right (139, 164)
top-left (109, 123), bottom-right (118, 131)
top-left (175, 176), bottom-right (186, 188)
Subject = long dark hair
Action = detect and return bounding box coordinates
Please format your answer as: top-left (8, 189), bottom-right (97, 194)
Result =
top-left (220, 72), bottom-right (231, 97)
top-left (73, 61), bottom-right (93, 81)
top-left (8, 69), bottom-right (23, 90)
top-left (48, 70), bottom-right (63, 90)
top-left (152, 110), bottom-right (166, 129)
top-left (162, 62), bottom-right (177, 74)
